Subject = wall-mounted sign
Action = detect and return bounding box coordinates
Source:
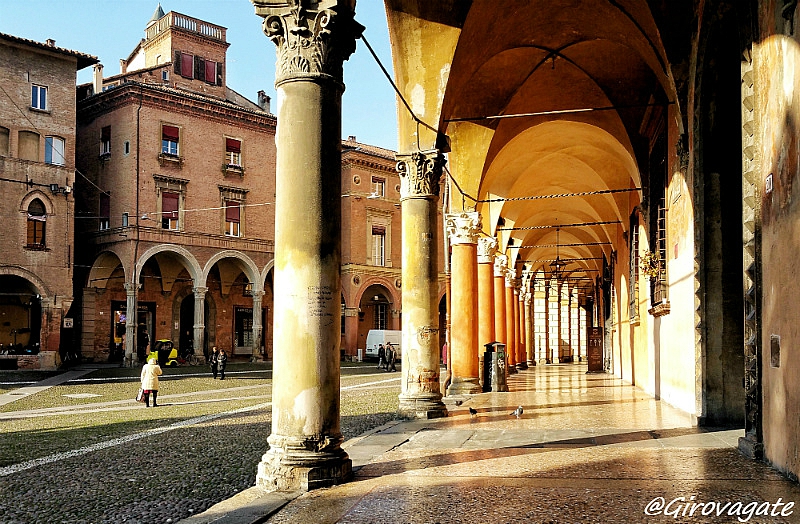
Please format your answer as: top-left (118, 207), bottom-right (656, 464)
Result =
top-left (766, 173), bottom-right (773, 194)
top-left (63, 318), bottom-right (73, 329)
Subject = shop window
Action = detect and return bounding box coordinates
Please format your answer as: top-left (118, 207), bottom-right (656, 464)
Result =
top-left (225, 200), bottom-right (241, 237)
top-left (31, 84), bottom-right (47, 110)
top-left (99, 193), bottom-right (110, 231)
top-left (371, 225), bottom-right (385, 266)
top-left (161, 192), bottom-right (179, 230)
top-left (26, 199), bottom-right (46, 248)
top-left (162, 125), bottom-right (179, 156)
top-left (100, 126), bottom-right (111, 155)
top-left (18, 131), bottom-right (39, 161)
top-left (45, 136), bottom-right (65, 165)
top-left (0, 127), bottom-right (8, 156)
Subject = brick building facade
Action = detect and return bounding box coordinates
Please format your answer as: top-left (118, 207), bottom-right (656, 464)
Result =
top-left (0, 33), bottom-right (97, 369)
top-left (74, 10), bottom-right (276, 365)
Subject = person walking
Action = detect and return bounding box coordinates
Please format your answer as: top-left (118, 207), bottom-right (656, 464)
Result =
top-left (210, 346), bottom-right (219, 379)
top-left (386, 343), bottom-right (397, 372)
top-left (217, 348), bottom-right (228, 380)
top-left (140, 357), bottom-right (162, 407)
top-left (377, 344), bottom-right (386, 370)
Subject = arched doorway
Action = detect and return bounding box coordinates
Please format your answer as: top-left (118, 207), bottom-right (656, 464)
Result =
top-left (356, 284), bottom-right (395, 352)
top-left (0, 275), bottom-right (42, 357)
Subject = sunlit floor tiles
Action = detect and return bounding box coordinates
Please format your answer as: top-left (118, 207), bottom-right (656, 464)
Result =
top-left (266, 363), bottom-right (800, 524)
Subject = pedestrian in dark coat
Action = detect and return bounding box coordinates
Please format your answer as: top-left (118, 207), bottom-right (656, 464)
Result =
top-left (386, 343), bottom-right (397, 372)
top-left (217, 348), bottom-right (228, 380)
top-left (210, 346), bottom-right (219, 379)
top-left (377, 344), bottom-right (386, 370)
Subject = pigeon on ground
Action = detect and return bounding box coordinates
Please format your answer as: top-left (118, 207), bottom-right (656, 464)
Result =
top-left (454, 400), bottom-right (463, 406)
top-left (510, 406), bottom-right (523, 418)
top-left (469, 407), bottom-right (478, 417)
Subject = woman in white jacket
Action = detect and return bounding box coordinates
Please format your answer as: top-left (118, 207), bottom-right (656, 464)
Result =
top-left (140, 358), bottom-right (163, 407)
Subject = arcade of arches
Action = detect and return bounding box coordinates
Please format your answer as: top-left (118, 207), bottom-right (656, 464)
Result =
top-left (81, 247), bottom-right (274, 364)
top-left (247, 0), bottom-right (800, 492)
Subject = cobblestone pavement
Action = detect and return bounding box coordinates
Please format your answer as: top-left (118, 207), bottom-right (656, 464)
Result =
top-left (0, 367), bottom-right (400, 524)
top-left (261, 364), bottom-right (800, 524)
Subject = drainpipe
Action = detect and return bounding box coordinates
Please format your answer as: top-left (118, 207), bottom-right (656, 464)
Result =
top-left (442, 172), bottom-right (452, 392)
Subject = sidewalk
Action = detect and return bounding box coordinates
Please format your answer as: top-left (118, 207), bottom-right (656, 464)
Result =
top-left (182, 364), bottom-right (800, 524)
top-left (0, 366), bottom-right (98, 407)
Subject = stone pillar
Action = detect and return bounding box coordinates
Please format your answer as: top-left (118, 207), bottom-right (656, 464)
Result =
top-left (493, 254), bottom-right (507, 346)
top-left (252, 0), bottom-right (362, 492)
top-left (251, 290), bottom-right (264, 361)
top-left (396, 149), bottom-right (447, 419)
top-left (192, 287), bottom-right (207, 360)
top-left (445, 212), bottom-right (482, 396)
top-left (124, 282), bottom-right (137, 367)
top-left (524, 291), bottom-right (534, 366)
top-left (515, 285), bottom-right (527, 370)
top-left (477, 237), bottom-right (497, 384)
top-left (505, 270), bottom-right (517, 373)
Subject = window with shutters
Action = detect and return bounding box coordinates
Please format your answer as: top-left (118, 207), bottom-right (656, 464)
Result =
top-left (629, 211), bottom-right (640, 323)
top-left (180, 52), bottom-right (193, 79)
top-left (161, 192), bottom-right (180, 230)
top-left (225, 138), bottom-right (242, 166)
top-left (99, 193), bottom-right (110, 231)
top-left (100, 126), bottom-right (111, 156)
top-left (160, 124), bottom-right (180, 162)
top-left (26, 199), bottom-right (47, 249)
top-left (224, 200), bottom-right (241, 237)
top-left (44, 136), bottom-right (65, 165)
top-left (372, 177), bottom-right (385, 198)
top-left (371, 225), bottom-right (386, 266)
top-left (0, 127), bottom-right (9, 157)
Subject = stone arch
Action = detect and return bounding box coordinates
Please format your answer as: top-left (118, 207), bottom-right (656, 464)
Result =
top-left (353, 276), bottom-right (400, 307)
top-left (203, 250), bottom-right (262, 294)
top-left (20, 190), bottom-right (55, 215)
top-left (86, 251), bottom-right (127, 289)
top-left (260, 259), bottom-right (275, 287)
top-left (136, 244), bottom-right (202, 286)
top-left (0, 265), bottom-right (51, 297)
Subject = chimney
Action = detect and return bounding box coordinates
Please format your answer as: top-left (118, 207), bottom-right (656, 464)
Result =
top-left (257, 90), bottom-right (271, 112)
top-left (348, 135), bottom-right (356, 142)
top-left (93, 64), bottom-right (104, 95)
top-left (120, 58), bottom-right (127, 75)
top-left (45, 39), bottom-right (56, 47)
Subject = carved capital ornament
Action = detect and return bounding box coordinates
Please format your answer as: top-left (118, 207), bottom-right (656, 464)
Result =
top-left (493, 253), bottom-right (508, 278)
top-left (396, 149), bottom-right (446, 200)
top-left (477, 236), bottom-right (498, 263)
top-left (446, 212), bottom-right (481, 245)
top-left (252, 0), bottom-right (363, 86)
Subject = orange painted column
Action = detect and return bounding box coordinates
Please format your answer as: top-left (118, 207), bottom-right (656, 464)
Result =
top-left (516, 287), bottom-right (527, 370)
top-left (477, 237), bottom-right (497, 384)
top-left (493, 254), bottom-right (507, 348)
top-left (505, 270), bottom-right (517, 373)
top-left (445, 212), bottom-right (482, 396)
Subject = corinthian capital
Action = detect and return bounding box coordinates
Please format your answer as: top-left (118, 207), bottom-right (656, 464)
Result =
top-left (477, 236), bottom-right (497, 263)
top-left (252, 0), bottom-right (363, 85)
top-left (396, 149), bottom-right (445, 200)
top-left (446, 212), bottom-right (481, 245)
top-left (493, 253), bottom-right (508, 278)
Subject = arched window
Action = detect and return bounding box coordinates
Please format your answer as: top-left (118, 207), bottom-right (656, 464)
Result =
top-left (26, 199), bottom-right (46, 249)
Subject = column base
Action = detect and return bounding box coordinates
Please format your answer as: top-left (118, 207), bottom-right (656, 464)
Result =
top-left (446, 376), bottom-right (482, 396)
top-left (507, 365), bottom-right (518, 374)
top-left (516, 362), bottom-right (528, 370)
top-left (527, 359), bottom-right (537, 367)
top-left (398, 393), bottom-right (448, 419)
top-left (738, 435), bottom-right (764, 460)
top-left (256, 441), bottom-right (352, 492)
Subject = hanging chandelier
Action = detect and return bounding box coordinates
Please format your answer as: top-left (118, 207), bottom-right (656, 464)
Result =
top-left (550, 226), bottom-right (567, 280)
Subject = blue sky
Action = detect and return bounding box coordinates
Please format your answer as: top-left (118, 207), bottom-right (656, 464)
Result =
top-left (0, 0), bottom-right (399, 151)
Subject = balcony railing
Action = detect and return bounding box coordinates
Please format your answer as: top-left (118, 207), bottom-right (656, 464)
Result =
top-left (146, 12), bottom-right (226, 43)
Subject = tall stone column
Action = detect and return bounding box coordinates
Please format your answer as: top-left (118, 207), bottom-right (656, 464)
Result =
top-left (124, 282), bottom-right (137, 367)
top-left (515, 285), bottom-right (527, 370)
top-left (445, 212), bottom-right (482, 396)
top-left (193, 287), bottom-right (207, 359)
top-left (477, 237), bottom-right (497, 383)
top-left (505, 270), bottom-right (517, 373)
top-left (252, 0), bottom-right (362, 492)
top-left (493, 254), bottom-right (508, 347)
top-left (396, 149), bottom-right (448, 419)
top-left (251, 290), bottom-right (264, 361)
top-left (524, 291), bottom-right (535, 366)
